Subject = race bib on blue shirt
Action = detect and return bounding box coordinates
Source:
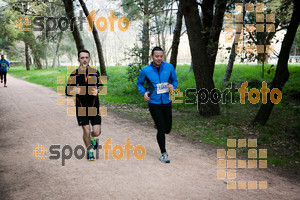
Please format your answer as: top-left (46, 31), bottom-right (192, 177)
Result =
top-left (157, 82), bottom-right (169, 94)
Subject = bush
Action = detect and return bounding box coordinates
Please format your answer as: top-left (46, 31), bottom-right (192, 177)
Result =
top-left (126, 63), bottom-right (142, 83)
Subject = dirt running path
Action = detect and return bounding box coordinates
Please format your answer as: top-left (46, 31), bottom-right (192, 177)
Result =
top-left (0, 75), bottom-right (299, 200)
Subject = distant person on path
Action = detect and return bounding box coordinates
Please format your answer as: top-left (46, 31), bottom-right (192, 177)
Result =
top-left (137, 46), bottom-right (178, 163)
top-left (65, 49), bottom-right (103, 161)
top-left (0, 54), bottom-right (10, 87)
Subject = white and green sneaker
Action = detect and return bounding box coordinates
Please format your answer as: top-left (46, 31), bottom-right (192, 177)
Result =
top-left (159, 152), bottom-right (170, 163)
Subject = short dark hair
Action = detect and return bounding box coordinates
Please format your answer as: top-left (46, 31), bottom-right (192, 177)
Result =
top-left (151, 46), bottom-right (163, 55)
top-left (78, 49), bottom-right (90, 58)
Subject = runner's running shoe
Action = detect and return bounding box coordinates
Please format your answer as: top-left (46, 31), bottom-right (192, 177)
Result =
top-left (1, 80), bottom-right (2, 83)
top-left (87, 150), bottom-right (95, 161)
top-left (159, 152), bottom-right (170, 163)
top-left (91, 137), bottom-right (98, 150)
top-left (4, 84), bottom-right (7, 87)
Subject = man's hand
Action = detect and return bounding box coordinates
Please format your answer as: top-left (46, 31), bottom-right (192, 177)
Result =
top-left (91, 87), bottom-right (98, 96)
top-left (144, 91), bottom-right (150, 102)
top-left (76, 84), bottom-right (81, 94)
top-left (167, 83), bottom-right (174, 92)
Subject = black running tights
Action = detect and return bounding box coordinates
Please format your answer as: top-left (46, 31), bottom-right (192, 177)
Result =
top-left (149, 104), bottom-right (172, 154)
top-left (0, 72), bottom-right (7, 84)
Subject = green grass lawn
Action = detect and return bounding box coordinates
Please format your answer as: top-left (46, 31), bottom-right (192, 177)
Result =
top-left (9, 64), bottom-right (300, 168)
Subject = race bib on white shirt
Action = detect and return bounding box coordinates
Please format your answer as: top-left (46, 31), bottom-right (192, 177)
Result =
top-left (157, 82), bottom-right (169, 94)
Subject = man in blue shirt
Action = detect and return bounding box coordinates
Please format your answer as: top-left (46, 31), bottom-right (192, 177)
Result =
top-left (137, 47), bottom-right (178, 163)
top-left (0, 54), bottom-right (10, 87)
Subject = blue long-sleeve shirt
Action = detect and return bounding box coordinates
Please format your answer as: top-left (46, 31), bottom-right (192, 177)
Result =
top-left (137, 62), bottom-right (178, 105)
top-left (0, 59), bottom-right (10, 72)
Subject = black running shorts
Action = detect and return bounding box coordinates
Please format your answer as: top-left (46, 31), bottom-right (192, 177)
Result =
top-left (76, 115), bottom-right (102, 126)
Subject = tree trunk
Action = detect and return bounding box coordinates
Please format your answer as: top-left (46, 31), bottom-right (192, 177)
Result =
top-left (23, 31), bottom-right (43, 69)
top-left (161, 10), bottom-right (169, 59)
top-left (224, 43), bottom-right (236, 81)
top-left (28, 46), bottom-right (42, 70)
top-left (45, 42), bottom-right (49, 69)
top-left (142, 0), bottom-right (150, 65)
top-left (35, 57), bottom-right (42, 69)
top-left (224, 0), bottom-right (247, 82)
top-left (79, 0), bottom-right (107, 75)
top-left (62, 0), bottom-right (85, 51)
top-left (180, 0), bottom-right (226, 116)
top-left (155, 15), bottom-right (161, 47)
top-left (252, 0), bottom-right (300, 125)
top-left (25, 43), bottom-right (30, 71)
top-left (207, 0), bottom-right (228, 68)
top-left (52, 32), bottom-right (63, 68)
top-left (57, 54), bottom-right (60, 67)
top-left (45, 31), bottom-right (49, 69)
top-left (170, 1), bottom-right (183, 69)
top-left (29, 56), bottom-right (32, 65)
top-left (189, 61), bottom-right (193, 72)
